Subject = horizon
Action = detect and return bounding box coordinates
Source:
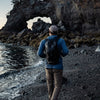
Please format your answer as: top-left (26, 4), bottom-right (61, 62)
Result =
top-left (0, 0), bottom-right (51, 30)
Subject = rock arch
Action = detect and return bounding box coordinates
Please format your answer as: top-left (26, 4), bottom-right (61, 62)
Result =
top-left (3, 0), bottom-right (58, 32)
top-left (2, 0), bottom-right (100, 33)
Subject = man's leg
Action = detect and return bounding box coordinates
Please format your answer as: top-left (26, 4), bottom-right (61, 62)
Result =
top-left (51, 69), bottom-right (63, 100)
top-left (45, 69), bottom-right (54, 100)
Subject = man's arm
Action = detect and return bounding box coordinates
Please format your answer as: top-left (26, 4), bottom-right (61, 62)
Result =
top-left (60, 39), bottom-right (69, 57)
top-left (37, 39), bottom-right (46, 58)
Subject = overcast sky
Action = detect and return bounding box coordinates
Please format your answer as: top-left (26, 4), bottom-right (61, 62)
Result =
top-left (0, 0), bottom-right (13, 29)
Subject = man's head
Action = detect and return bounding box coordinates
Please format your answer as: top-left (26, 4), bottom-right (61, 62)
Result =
top-left (49, 25), bottom-right (58, 35)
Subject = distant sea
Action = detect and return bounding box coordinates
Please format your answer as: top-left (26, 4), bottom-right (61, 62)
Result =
top-left (0, 43), bottom-right (45, 100)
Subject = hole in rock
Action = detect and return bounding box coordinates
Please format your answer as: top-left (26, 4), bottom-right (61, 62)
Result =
top-left (27, 17), bottom-right (52, 29)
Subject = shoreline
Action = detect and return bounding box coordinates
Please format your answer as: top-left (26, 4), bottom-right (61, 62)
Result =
top-left (11, 45), bottom-right (100, 100)
top-left (0, 43), bottom-right (46, 100)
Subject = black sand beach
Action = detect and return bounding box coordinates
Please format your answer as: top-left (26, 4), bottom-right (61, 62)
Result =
top-left (7, 45), bottom-right (100, 100)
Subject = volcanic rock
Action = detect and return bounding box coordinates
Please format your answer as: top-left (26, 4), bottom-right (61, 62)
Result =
top-left (1, 0), bottom-right (100, 34)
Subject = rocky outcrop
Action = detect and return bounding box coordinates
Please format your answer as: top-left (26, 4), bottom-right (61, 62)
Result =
top-left (0, 0), bottom-right (100, 48)
top-left (3, 0), bottom-right (55, 32)
top-left (32, 19), bottom-right (51, 34)
top-left (1, 0), bottom-right (100, 34)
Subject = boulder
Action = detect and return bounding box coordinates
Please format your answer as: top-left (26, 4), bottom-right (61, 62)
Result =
top-left (17, 28), bottom-right (32, 38)
top-left (32, 19), bottom-right (51, 34)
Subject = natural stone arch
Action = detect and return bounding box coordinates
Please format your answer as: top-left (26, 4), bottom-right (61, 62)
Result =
top-left (2, 0), bottom-right (100, 33)
top-left (3, 0), bottom-right (58, 32)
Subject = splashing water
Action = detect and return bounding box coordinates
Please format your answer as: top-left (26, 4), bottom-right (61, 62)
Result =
top-left (0, 43), bottom-right (45, 100)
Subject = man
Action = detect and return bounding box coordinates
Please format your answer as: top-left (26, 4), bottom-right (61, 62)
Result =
top-left (37, 25), bottom-right (69, 100)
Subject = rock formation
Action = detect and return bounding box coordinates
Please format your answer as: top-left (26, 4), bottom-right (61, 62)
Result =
top-left (2, 0), bottom-right (100, 34)
top-left (32, 18), bottom-right (51, 34)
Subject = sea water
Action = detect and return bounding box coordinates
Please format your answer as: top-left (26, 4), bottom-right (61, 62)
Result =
top-left (0, 43), bottom-right (45, 100)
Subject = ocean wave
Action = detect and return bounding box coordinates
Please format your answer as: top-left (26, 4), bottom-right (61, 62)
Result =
top-left (0, 60), bottom-right (45, 100)
top-left (0, 44), bottom-right (45, 100)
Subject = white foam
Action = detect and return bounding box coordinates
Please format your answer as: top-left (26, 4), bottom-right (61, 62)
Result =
top-left (34, 60), bottom-right (44, 67)
top-left (0, 66), bottom-right (44, 100)
top-left (95, 46), bottom-right (100, 52)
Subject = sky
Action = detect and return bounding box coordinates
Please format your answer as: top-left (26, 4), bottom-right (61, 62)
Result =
top-left (0, 0), bottom-right (13, 29)
top-left (0, 0), bottom-right (51, 30)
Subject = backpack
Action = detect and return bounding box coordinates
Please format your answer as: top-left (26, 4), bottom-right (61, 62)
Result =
top-left (45, 37), bottom-right (60, 64)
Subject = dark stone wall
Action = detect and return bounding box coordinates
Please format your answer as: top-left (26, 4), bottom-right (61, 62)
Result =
top-left (2, 0), bottom-right (100, 33)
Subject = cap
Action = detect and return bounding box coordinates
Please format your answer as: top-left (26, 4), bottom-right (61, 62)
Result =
top-left (49, 25), bottom-right (58, 33)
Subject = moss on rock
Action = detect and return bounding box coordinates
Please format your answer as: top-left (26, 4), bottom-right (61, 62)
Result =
top-left (0, 30), bottom-right (100, 49)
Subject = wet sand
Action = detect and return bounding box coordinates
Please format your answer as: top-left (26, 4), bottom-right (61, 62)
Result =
top-left (11, 45), bottom-right (100, 100)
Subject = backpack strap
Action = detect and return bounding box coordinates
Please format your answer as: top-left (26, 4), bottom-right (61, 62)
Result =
top-left (54, 37), bottom-right (59, 46)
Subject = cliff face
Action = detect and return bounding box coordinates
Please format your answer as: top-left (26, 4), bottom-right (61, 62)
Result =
top-left (2, 0), bottom-right (100, 33)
